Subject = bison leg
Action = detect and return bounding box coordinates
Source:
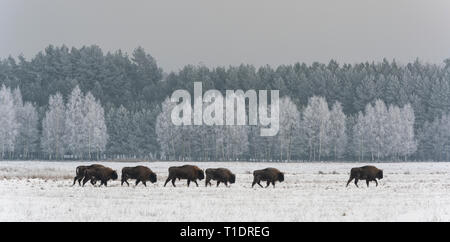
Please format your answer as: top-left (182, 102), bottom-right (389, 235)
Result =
top-left (217, 181), bottom-right (220, 187)
top-left (122, 178), bottom-right (129, 186)
top-left (82, 176), bottom-right (90, 187)
top-left (225, 181), bottom-right (228, 187)
top-left (171, 178), bottom-right (176, 187)
top-left (164, 177), bottom-right (171, 187)
top-left (272, 181), bottom-right (276, 188)
top-left (142, 181), bottom-right (147, 187)
top-left (193, 180), bottom-right (199, 187)
top-left (354, 178), bottom-right (359, 188)
top-left (72, 177), bottom-right (78, 186)
top-left (205, 178), bottom-right (210, 187)
top-left (187, 180), bottom-right (191, 187)
top-left (252, 177), bottom-right (263, 188)
top-left (265, 181), bottom-right (270, 188)
top-left (346, 176), bottom-right (354, 187)
top-left (257, 181), bottom-right (263, 188)
top-left (136, 179), bottom-right (141, 186)
top-left (375, 179), bottom-right (378, 187)
top-left (366, 180), bottom-right (370, 187)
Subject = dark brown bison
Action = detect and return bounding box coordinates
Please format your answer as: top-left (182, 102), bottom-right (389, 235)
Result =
top-left (164, 165), bottom-right (204, 187)
top-left (205, 168), bottom-right (236, 187)
top-left (72, 164), bottom-right (105, 186)
top-left (252, 168), bottom-right (284, 188)
top-left (82, 165), bottom-right (118, 187)
top-left (346, 165), bottom-right (383, 187)
top-left (121, 166), bottom-right (157, 187)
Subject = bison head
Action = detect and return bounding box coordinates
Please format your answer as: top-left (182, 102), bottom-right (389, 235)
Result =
top-left (377, 170), bottom-right (383, 179)
top-left (197, 169), bottom-right (205, 180)
top-left (149, 173), bottom-right (157, 183)
top-left (111, 170), bottom-right (118, 180)
top-left (229, 174), bottom-right (236, 184)
top-left (278, 172), bottom-right (285, 182)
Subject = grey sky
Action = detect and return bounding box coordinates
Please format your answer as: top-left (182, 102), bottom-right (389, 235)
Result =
top-left (1, 0), bottom-right (450, 72)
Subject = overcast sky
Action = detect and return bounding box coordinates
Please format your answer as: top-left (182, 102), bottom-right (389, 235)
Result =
top-left (1, 0), bottom-right (450, 72)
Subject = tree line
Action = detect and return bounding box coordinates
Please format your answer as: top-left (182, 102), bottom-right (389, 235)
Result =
top-left (156, 95), bottom-right (417, 161)
top-left (0, 45), bottom-right (449, 161)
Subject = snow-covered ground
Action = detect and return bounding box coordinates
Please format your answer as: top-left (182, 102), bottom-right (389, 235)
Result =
top-left (0, 161), bottom-right (449, 222)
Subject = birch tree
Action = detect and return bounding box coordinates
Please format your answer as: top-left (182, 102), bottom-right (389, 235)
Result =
top-left (83, 92), bottom-right (108, 159)
top-left (15, 102), bottom-right (39, 158)
top-left (64, 85), bottom-right (85, 158)
top-left (353, 112), bottom-right (366, 161)
top-left (42, 93), bottom-right (66, 159)
top-left (386, 105), bottom-right (402, 160)
top-left (399, 104), bottom-right (417, 160)
top-left (12, 88), bottom-right (39, 158)
top-left (373, 100), bottom-right (388, 160)
top-left (363, 103), bottom-right (377, 161)
top-left (328, 102), bottom-right (347, 160)
top-left (0, 85), bottom-right (18, 158)
top-left (156, 98), bottom-right (180, 160)
top-left (302, 96), bottom-right (330, 161)
top-left (279, 96), bottom-right (300, 161)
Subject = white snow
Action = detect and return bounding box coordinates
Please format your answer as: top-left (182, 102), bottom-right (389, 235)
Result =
top-left (0, 161), bottom-right (449, 222)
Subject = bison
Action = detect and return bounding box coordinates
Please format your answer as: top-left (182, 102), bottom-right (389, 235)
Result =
top-left (205, 168), bottom-right (236, 187)
top-left (121, 166), bottom-right (157, 187)
top-left (72, 164), bottom-right (105, 186)
top-left (82, 165), bottom-right (118, 187)
top-left (164, 165), bottom-right (204, 187)
top-left (346, 165), bottom-right (383, 187)
top-left (252, 168), bottom-right (284, 188)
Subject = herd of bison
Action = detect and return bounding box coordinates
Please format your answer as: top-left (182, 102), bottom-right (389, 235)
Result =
top-left (72, 164), bottom-right (384, 188)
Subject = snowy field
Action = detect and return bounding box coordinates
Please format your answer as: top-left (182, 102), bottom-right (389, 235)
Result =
top-left (0, 161), bottom-right (450, 222)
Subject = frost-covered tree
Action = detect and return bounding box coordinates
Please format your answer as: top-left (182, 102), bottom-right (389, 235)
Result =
top-left (64, 85), bottom-right (85, 158)
top-left (363, 103), bottom-right (377, 160)
top-left (42, 93), bottom-right (66, 159)
top-left (386, 105), bottom-right (402, 159)
top-left (106, 105), bottom-right (132, 158)
top-left (156, 98), bottom-right (180, 160)
top-left (398, 104), bottom-right (417, 160)
top-left (373, 100), bottom-right (388, 160)
top-left (278, 96), bottom-right (300, 161)
top-left (15, 102), bottom-right (39, 158)
top-left (0, 85), bottom-right (18, 158)
top-left (328, 102), bottom-right (347, 160)
top-left (128, 108), bottom-right (160, 159)
top-left (354, 100), bottom-right (417, 161)
top-left (417, 113), bottom-right (448, 161)
top-left (353, 112), bottom-right (366, 161)
top-left (83, 92), bottom-right (108, 159)
top-left (226, 125), bottom-right (249, 161)
top-left (302, 96), bottom-right (330, 161)
top-left (12, 88), bottom-right (39, 158)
